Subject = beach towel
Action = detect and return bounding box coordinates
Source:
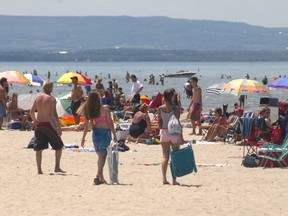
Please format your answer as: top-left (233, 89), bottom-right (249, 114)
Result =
top-left (240, 117), bottom-right (254, 138)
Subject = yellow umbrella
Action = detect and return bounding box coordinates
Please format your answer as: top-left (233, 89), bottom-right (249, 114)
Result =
top-left (57, 72), bottom-right (92, 85)
top-left (219, 79), bottom-right (271, 97)
top-left (0, 70), bottom-right (30, 84)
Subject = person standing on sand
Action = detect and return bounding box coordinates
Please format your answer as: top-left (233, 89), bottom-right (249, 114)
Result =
top-left (70, 76), bottom-right (83, 124)
top-left (0, 78), bottom-right (9, 130)
top-left (158, 89), bottom-right (184, 185)
top-left (30, 80), bottom-right (65, 174)
top-left (130, 74), bottom-right (143, 105)
top-left (78, 91), bottom-right (117, 185)
top-left (187, 77), bottom-right (202, 135)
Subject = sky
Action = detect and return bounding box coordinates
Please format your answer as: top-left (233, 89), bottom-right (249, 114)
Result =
top-left (1, 0), bottom-right (288, 28)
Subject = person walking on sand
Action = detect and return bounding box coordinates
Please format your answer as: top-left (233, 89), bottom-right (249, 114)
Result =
top-left (70, 76), bottom-right (83, 124)
top-left (78, 91), bottom-right (117, 185)
top-left (187, 77), bottom-right (202, 135)
top-left (158, 89), bottom-right (184, 185)
top-left (30, 80), bottom-right (65, 174)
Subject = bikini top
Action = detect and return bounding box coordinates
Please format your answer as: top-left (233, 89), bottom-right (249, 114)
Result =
top-left (91, 115), bottom-right (108, 126)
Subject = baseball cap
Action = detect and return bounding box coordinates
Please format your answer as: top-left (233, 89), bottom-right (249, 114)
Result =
top-left (70, 76), bottom-right (78, 80)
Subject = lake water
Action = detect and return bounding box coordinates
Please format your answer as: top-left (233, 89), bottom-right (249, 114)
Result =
top-left (1, 61), bottom-right (287, 112)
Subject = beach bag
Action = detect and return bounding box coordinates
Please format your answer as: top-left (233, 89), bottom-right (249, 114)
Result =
top-left (107, 141), bottom-right (119, 184)
top-left (242, 154), bottom-right (259, 168)
top-left (167, 114), bottom-right (181, 136)
top-left (270, 126), bottom-right (283, 145)
top-left (170, 144), bottom-right (197, 179)
top-left (116, 123), bottom-right (130, 140)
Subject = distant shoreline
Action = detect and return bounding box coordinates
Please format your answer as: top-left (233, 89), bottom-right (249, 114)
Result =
top-left (1, 49), bottom-right (288, 62)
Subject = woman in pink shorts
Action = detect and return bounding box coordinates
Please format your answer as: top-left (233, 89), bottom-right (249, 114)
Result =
top-left (157, 89), bottom-right (184, 185)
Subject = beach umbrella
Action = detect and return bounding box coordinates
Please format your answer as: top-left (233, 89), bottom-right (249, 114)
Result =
top-left (140, 95), bottom-right (151, 105)
top-left (24, 74), bottom-right (44, 86)
top-left (18, 93), bottom-right (41, 110)
top-left (268, 77), bottom-right (288, 89)
top-left (57, 72), bottom-right (92, 86)
top-left (206, 83), bottom-right (226, 95)
top-left (0, 70), bottom-right (30, 85)
top-left (219, 79), bottom-right (271, 97)
top-left (55, 92), bottom-right (72, 116)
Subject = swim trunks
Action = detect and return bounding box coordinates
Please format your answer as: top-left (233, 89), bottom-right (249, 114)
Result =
top-left (71, 100), bottom-right (81, 115)
top-left (190, 103), bottom-right (201, 121)
top-left (0, 100), bottom-right (6, 117)
top-left (34, 121), bottom-right (64, 151)
top-left (92, 128), bottom-right (111, 153)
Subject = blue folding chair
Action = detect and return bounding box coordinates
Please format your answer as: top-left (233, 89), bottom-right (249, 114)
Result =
top-left (170, 143), bottom-right (197, 179)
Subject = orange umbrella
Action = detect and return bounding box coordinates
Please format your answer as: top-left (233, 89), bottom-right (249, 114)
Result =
top-left (0, 70), bottom-right (30, 84)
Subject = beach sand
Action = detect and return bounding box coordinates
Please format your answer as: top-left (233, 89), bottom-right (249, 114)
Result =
top-left (1, 125), bottom-right (288, 216)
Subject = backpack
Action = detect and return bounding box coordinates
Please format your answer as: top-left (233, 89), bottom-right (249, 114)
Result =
top-left (242, 154), bottom-right (259, 168)
top-left (167, 114), bottom-right (181, 136)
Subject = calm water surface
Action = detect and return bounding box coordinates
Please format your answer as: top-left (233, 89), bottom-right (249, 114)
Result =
top-left (1, 61), bottom-right (287, 111)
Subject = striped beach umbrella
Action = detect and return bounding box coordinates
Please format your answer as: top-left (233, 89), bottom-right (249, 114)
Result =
top-left (24, 74), bottom-right (44, 86)
top-left (206, 83), bottom-right (226, 95)
top-left (219, 79), bottom-right (271, 97)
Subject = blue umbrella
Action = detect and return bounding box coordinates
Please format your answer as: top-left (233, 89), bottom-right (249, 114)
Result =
top-left (268, 77), bottom-right (288, 89)
top-left (24, 74), bottom-right (44, 86)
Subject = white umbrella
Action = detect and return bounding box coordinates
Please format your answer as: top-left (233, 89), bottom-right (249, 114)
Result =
top-left (18, 93), bottom-right (40, 110)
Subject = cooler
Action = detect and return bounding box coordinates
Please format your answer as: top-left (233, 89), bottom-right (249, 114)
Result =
top-left (258, 148), bottom-right (288, 168)
top-left (259, 97), bottom-right (279, 124)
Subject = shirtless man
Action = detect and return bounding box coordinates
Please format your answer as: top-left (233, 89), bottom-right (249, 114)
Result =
top-left (30, 80), bottom-right (65, 174)
top-left (0, 78), bottom-right (8, 130)
top-left (70, 76), bottom-right (83, 124)
top-left (187, 77), bottom-right (202, 135)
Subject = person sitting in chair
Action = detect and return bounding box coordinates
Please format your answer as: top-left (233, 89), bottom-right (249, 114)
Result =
top-left (127, 103), bottom-right (151, 143)
top-left (203, 107), bottom-right (243, 142)
top-left (200, 107), bottom-right (227, 133)
top-left (257, 107), bottom-right (273, 141)
top-left (7, 93), bottom-right (30, 130)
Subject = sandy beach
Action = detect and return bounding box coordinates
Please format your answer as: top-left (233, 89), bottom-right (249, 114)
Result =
top-left (1, 124), bottom-right (288, 216)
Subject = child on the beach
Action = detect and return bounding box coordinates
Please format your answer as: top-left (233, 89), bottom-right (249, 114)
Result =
top-left (78, 91), bottom-right (117, 185)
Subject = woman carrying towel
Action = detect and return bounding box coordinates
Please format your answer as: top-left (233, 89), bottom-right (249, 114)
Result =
top-left (78, 91), bottom-right (117, 185)
top-left (158, 89), bottom-right (184, 185)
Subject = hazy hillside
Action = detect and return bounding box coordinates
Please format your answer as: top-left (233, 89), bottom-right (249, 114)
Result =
top-left (1, 15), bottom-right (288, 52)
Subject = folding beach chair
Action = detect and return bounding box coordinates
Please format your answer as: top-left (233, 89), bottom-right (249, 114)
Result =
top-left (240, 114), bottom-right (264, 156)
top-left (257, 134), bottom-right (288, 168)
top-left (258, 147), bottom-right (288, 168)
top-left (170, 143), bottom-right (197, 179)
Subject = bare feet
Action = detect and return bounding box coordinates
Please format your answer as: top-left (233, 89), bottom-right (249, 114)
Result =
top-left (38, 170), bottom-right (43, 175)
top-left (189, 132), bottom-right (196, 135)
top-left (163, 181), bottom-right (170, 185)
top-left (54, 168), bottom-right (66, 173)
top-left (172, 180), bottom-right (180, 185)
